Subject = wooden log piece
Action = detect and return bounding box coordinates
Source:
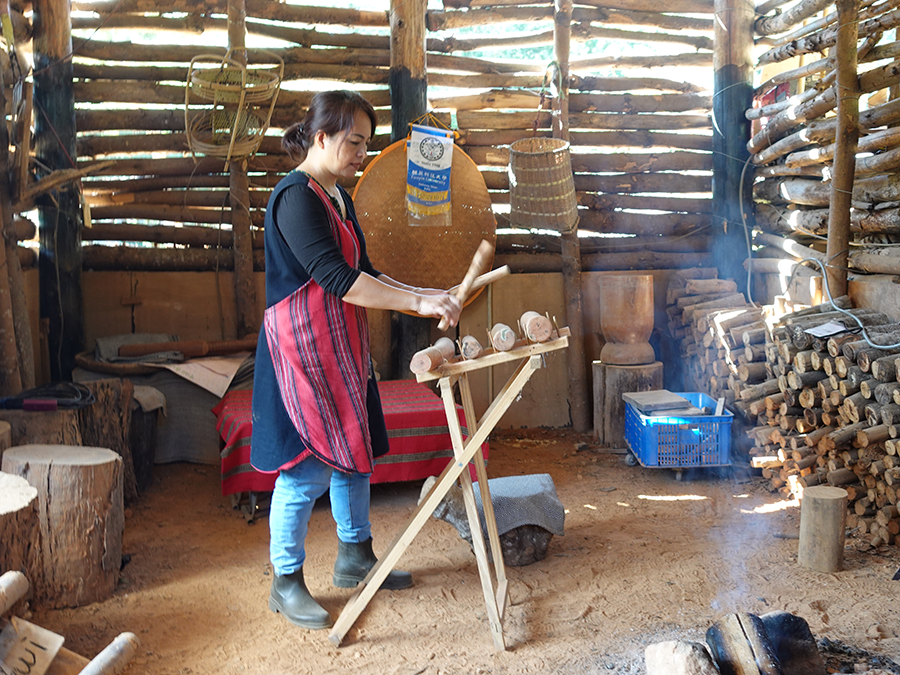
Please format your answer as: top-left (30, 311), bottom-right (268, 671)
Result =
top-left (798, 485), bottom-right (848, 572)
top-left (0, 569), bottom-right (29, 616)
top-left (460, 335), bottom-right (483, 360)
top-left (409, 337), bottom-right (457, 374)
top-left (2, 446), bottom-right (124, 609)
top-left (490, 323), bottom-right (517, 352)
top-left (0, 473), bottom-right (42, 602)
top-left (706, 613), bottom-right (783, 675)
top-left (519, 311), bottom-right (553, 343)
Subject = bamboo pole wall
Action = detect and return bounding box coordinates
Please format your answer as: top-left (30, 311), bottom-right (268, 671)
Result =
top-left (748, 0), bottom-right (900, 300)
top-left (0, 0), bottom-right (715, 275)
top-left (429, 0), bottom-right (715, 273)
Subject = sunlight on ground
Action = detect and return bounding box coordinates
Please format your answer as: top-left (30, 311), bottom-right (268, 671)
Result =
top-left (638, 494), bottom-right (707, 502)
top-left (742, 499), bottom-right (799, 514)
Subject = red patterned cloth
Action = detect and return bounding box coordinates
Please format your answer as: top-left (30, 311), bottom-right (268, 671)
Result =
top-left (212, 380), bottom-right (487, 496)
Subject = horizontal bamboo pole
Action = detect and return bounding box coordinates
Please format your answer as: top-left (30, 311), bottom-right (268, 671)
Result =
top-left (570, 74), bottom-right (706, 93)
top-left (497, 232), bottom-right (711, 254)
top-left (457, 110), bottom-right (711, 130)
top-left (88, 204), bottom-right (265, 227)
top-left (456, 128), bottom-right (712, 151)
top-left (427, 6), bottom-right (552, 30)
top-left (82, 221), bottom-right (265, 249)
top-left (580, 192), bottom-right (714, 213)
top-left (429, 29), bottom-right (553, 53)
top-left (495, 250), bottom-right (714, 273)
top-left (428, 72), bottom-right (545, 89)
top-left (87, 188), bottom-right (269, 209)
top-left (82, 244), bottom-right (265, 272)
top-left (575, 0), bottom-right (715, 13)
top-left (466, 146), bottom-right (711, 172)
top-left (570, 52), bottom-right (713, 70)
top-left (575, 172), bottom-right (710, 194)
top-left (572, 24), bottom-right (713, 51)
top-left (575, 210), bottom-right (713, 236)
top-left (572, 6), bottom-right (713, 32)
top-left (568, 92), bottom-right (712, 113)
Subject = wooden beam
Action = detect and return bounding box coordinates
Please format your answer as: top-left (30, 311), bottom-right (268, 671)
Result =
top-left (825, 0), bottom-right (860, 298)
top-left (712, 0), bottom-right (754, 292)
top-left (390, 0), bottom-right (430, 380)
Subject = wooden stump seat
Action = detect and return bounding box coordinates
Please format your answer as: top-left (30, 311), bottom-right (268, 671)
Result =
top-left (1, 445), bottom-right (124, 608)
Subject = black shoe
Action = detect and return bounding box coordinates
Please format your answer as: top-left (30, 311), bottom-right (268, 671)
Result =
top-left (333, 537), bottom-right (413, 590)
top-left (268, 567), bottom-right (332, 629)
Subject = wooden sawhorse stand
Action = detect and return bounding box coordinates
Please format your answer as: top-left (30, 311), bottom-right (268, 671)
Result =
top-left (329, 329), bottom-right (569, 651)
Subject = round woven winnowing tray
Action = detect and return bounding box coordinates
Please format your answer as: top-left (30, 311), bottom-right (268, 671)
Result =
top-left (352, 139), bottom-right (496, 297)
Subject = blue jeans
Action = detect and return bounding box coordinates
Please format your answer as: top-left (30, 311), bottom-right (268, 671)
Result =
top-left (269, 456), bottom-right (372, 576)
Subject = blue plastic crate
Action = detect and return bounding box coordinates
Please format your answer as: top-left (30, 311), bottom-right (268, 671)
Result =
top-left (623, 392), bottom-right (732, 468)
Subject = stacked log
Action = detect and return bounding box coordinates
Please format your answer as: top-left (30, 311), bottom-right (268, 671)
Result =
top-left (742, 298), bottom-right (900, 547)
top-left (750, 0), bottom-right (900, 288)
top-left (663, 268), bottom-right (776, 423)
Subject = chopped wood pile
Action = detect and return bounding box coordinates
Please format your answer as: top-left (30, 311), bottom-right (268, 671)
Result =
top-left (749, 0), bottom-right (900, 293)
top-left (738, 297), bottom-right (900, 548)
top-left (665, 267), bottom-right (754, 409)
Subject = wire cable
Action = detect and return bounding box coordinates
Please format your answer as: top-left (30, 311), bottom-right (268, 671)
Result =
top-left (0, 382), bottom-right (96, 411)
top-left (792, 256), bottom-right (900, 350)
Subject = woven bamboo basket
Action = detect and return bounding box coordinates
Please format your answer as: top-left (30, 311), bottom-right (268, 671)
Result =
top-left (186, 108), bottom-right (266, 160)
top-left (187, 50), bottom-right (283, 104)
top-left (508, 137), bottom-right (578, 231)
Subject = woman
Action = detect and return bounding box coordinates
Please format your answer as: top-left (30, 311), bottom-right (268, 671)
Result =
top-left (251, 90), bottom-right (461, 630)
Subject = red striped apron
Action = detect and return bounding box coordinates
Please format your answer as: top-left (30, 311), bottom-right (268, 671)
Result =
top-left (263, 179), bottom-right (373, 474)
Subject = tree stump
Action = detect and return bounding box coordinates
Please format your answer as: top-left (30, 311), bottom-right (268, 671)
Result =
top-left (799, 485), bottom-right (847, 573)
top-left (593, 361), bottom-right (664, 448)
top-left (1, 445), bottom-right (124, 608)
top-left (0, 473), bottom-right (42, 602)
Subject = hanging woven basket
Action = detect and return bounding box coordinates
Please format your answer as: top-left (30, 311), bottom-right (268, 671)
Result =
top-left (186, 108), bottom-right (266, 160)
top-left (187, 49), bottom-right (283, 105)
top-left (508, 137), bottom-right (578, 232)
top-left (184, 48), bottom-right (283, 165)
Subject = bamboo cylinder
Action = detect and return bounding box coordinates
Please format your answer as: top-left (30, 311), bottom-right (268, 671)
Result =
top-left (798, 485), bottom-right (848, 572)
top-left (490, 323), bottom-right (517, 352)
top-left (409, 337), bottom-right (456, 374)
top-left (520, 311), bottom-right (553, 343)
top-left (460, 335), bottom-right (483, 360)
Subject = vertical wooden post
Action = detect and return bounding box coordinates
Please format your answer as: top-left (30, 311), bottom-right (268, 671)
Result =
top-left (712, 0), bottom-right (754, 294)
top-left (0, 49), bottom-right (23, 395)
top-left (227, 0), bottom-right (257, 339)
top-left (824, 0), bottom-right (860, 299)
top-left (553, 0), bottom-right (589, 432)
top-left (390, 0), bottom-right (430, 380)
top-left (33, 0), bottom-right (84, 381)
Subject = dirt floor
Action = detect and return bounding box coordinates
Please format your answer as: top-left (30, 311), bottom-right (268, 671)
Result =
top-left (25, 429), bottom-right (900, 674)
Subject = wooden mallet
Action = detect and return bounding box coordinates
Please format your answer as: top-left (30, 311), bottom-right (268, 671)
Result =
top-left (438, 239), bottom-right (494, 332)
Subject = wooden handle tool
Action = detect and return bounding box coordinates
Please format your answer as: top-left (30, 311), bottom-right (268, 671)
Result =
top-left (438, 239), bottom-right (494, 332)
top-left (118, 337), bottom-right (257, 359)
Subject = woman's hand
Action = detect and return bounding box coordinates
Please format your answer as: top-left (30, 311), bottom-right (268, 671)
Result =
top-left (414, 292), bottom-right (462, 328)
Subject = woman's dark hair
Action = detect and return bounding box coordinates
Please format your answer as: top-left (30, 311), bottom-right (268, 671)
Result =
top-left (282, 90), bottom-right (377, 162)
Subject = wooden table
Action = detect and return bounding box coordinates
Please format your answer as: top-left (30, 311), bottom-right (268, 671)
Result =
top-left (328, 328), bottom-right (570, 651)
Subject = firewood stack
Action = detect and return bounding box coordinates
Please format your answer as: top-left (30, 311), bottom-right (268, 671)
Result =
top-left (665, 268), bottom-right (755, 409)
top-left (741, 296), bottom-right (900, 547)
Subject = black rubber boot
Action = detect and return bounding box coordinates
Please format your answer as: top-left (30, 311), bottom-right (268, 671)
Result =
top-left (333, 537), bottom-right (413, 590)
top-left (268, 567), bottom-right (332, 629)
